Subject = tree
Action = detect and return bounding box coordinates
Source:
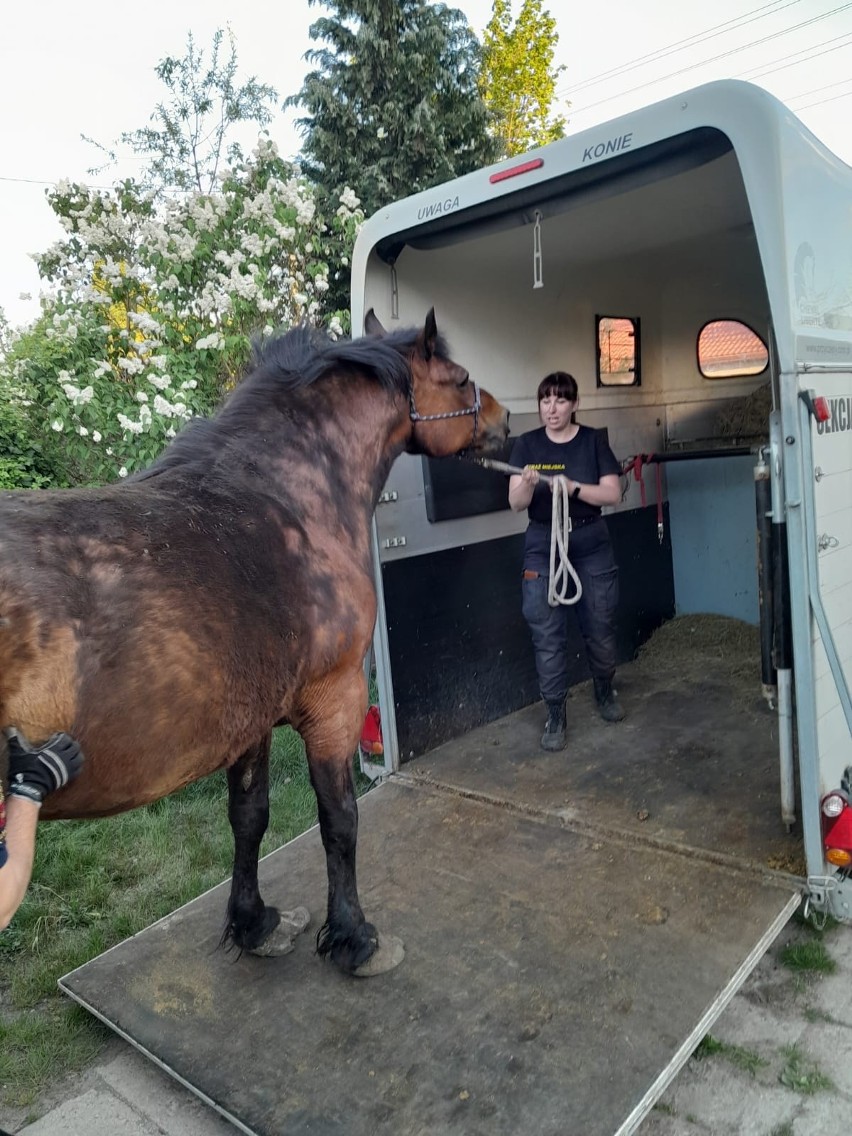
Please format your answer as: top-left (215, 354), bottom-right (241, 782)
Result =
top-left (1, 144), bottom-right (362, 487)
top-left (86, 29), bottom-right (279, 195)
top-left (479, 0), bottom-right (566, 158)
top-left (289, 0), bottom-right (500, 222)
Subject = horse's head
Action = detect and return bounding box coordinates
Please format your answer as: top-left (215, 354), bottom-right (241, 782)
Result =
top-left (365, 309), bottom-right (509, 457)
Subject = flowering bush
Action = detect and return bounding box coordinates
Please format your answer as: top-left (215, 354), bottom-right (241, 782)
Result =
top-left (0, 136), bottom-right (363, 487)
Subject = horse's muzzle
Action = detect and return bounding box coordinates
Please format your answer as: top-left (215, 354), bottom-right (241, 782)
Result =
top-left (474, 402), bottom-right (510, 453)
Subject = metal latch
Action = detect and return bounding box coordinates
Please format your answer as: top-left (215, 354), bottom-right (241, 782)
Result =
top-left (382, 536), bottom-right (407, 549)
top-left (378, 490), bottom-right (398, 504)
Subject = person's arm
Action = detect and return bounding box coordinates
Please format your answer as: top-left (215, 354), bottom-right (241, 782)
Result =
top-left (0, 796), bottom-right (40, 931)
top-left (508, 466), bottom-right (541, 512)
top-left (0, 730), bottom-right (84, 931)
top-left (561, 472), bottom-right (621, 508)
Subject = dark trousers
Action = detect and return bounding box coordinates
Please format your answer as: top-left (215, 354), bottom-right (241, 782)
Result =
top-left (521, 521), bottom-right (619, 704)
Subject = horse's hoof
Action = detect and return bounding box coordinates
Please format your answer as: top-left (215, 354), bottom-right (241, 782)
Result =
top-left (352, 933), bottom-right (405, 977)
top-left (248, 906), bottom-right (311, 957)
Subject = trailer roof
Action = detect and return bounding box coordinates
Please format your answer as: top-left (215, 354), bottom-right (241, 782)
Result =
top-left (352, 80), bottom-right (852, 373)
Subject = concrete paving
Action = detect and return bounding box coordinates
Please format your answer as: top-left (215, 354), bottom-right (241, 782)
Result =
top-left (4, 913), bottom-right (851, 1136)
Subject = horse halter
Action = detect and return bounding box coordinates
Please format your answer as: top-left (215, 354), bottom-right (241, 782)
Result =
top-left (408, 381), bottom-right (482, 447)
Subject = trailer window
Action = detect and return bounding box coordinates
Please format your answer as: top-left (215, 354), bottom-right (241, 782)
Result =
top-left (596, 316), bottom-right (640, 387)
top-left (697, 320), bottom-right (768, 379)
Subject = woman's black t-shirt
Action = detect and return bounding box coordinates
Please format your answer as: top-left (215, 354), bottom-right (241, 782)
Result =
top-left (510, 425), bottom-right (621, 564)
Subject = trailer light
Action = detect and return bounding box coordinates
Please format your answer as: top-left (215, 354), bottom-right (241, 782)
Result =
top-left (812, 396), bottom-right (831, 423)
top-left (489, 157), bottom-right (544, 184)
top-left (822, 792), bottom-right (848, 818)
top-left (821, 791), bottom-right (852, 868)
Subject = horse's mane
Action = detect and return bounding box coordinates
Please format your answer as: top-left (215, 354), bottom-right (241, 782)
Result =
top-left (131, 321), bottom-right (447, 481)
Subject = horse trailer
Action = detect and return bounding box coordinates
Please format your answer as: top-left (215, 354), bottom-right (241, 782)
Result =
top-left (350, 77), bottom-right (852, 1126)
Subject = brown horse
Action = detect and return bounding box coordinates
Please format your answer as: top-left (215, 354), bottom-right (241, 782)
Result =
top-left (0, 309), bottom-right (509, 973)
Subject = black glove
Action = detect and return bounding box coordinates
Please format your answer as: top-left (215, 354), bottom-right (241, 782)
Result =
top-left (7, 730), bottom-right (85, 804)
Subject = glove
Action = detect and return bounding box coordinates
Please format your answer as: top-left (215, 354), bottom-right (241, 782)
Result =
top-left (6, 730), bottom-right (85, 804)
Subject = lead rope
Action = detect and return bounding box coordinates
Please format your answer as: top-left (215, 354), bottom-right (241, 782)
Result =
top-left (548, 476), bottom-right (583, 607)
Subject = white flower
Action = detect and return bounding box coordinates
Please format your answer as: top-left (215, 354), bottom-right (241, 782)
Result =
top-left (92, 430), bottom-right (102, 443)
top-left (180, 379), bottom-right (198, 390)
top-left (153, 394), bottom-right (173, 417)
top-left (51, 419), bottom-right (63, 432)
top-left (118, 466), bottom-right (128, 478)
top-left (339, 186), bottom-right (360, 210)
top-left (117, 413), bottom-right (144, 435)
top-left (148, 374), bottom-right (172, 391)
top-left (77, 425), bottom-right (89, 437)
top-left (61, 382), bottom-right (80, 401)
top-left (376, 127), bottom-right (386, 140)
top-left (135, 391), bottom-right (149, 403)
top-left (18, 291), bottom-right (31, 301)
top-left (195, 332), bottom-right (224, 351)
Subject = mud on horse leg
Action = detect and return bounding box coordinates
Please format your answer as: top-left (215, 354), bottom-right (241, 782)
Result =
top-left (222, 734), bottom-right (309, 956)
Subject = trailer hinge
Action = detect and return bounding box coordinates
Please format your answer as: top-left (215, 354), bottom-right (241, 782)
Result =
top-left (378, 490), bottom-right (399, 504)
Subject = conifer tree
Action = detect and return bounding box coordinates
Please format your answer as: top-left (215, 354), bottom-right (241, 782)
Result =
top-left (289, 0), bottom-right (499, 221)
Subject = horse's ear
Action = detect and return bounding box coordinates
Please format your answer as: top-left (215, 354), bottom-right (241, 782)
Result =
top-left (364, 309), bottom-right (386, 337)
top-left (423, 308), bottom-right (438, 360)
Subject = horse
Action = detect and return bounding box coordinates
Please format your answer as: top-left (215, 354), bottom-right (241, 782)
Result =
top-left (0, 309), bottom-right (509, 974)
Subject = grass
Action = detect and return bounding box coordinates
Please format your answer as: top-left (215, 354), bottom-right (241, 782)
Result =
top-left (778, 1044), bottom-right (833, 1095)
top-left (779, 939), bottom-right (837, 976)
top-left (693, 1034), bottom-right (769, 1077)
top-left (0, 726), bottom-right (372, 1110)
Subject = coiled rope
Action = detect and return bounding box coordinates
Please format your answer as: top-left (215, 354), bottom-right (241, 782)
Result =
top-left (547, 475), bottom-right (583, 607)
top-left (469, 457), bottom-right (583, 607)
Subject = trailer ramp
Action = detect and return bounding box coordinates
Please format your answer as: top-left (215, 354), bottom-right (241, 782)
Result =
top-left (61, 775), bottom-right (799, 1136)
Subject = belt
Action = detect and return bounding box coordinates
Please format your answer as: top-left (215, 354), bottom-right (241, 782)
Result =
top-left (528, 513), bottom-right (602, 532)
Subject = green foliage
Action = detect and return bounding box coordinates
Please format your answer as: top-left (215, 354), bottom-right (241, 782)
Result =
top-left (0, 31), bottom-right (361, 489)
top-left (86, 29), bottom-right (279, 195)
top-left (779, 938), bottom-right (837, 974)
top-left (479, 0), bottom-right (566, 158)
top-left (0, 383), bottom-right (57, 490)
top-left (693, 1034), bottom-right (769, 1077)
top-left (778, 1043), bottom-right (833, 1094)
top-left (1, 146), bottom-right (361, 487)
top-left (290, 0), bottom-right (500, 222)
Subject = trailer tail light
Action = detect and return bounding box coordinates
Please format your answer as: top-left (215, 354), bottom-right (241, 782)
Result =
top-left (821, 790), bottom-right (852, 867)
top-left (812, 396), bottom-right (831, 423)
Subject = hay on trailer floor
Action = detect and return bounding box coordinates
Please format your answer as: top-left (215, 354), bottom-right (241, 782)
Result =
top-left (636, 613), bottom-right (761, 688)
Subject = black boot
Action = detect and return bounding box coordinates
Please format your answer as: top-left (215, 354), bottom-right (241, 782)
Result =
top-left (593, 677), bottom-right (625, 723)
top-left (541, 698), bottom-right (567, 751)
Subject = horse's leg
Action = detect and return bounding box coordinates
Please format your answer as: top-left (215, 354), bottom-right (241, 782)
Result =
top-left (222, 733), bottom-right (309, 956)
top-left (297, 670), bottom-right (403, 975)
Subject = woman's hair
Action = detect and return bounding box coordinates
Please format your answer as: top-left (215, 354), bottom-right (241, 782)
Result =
top-left (537, 371), bottom-right (578, 421)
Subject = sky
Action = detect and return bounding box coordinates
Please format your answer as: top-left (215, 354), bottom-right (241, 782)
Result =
top-left (3, 0), bottom-right (852, 329)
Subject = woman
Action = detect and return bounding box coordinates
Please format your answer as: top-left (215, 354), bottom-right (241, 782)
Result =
top-left (509, 371), bottom-right (624, 752)
top-left (1, 731), bottom-right (84, 930)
